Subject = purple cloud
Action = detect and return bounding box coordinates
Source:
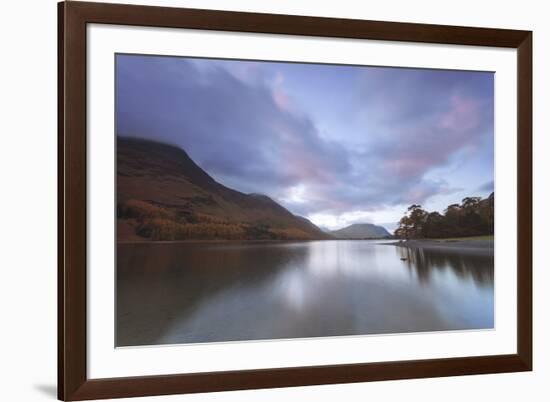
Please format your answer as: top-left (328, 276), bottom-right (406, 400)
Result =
top-left (116, 55), bottom-right (493, 218)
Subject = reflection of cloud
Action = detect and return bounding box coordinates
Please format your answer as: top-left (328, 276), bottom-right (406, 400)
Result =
top-left (274, 241), bottom-right (412, 312)
top-left (116, 56), bottom-right (493, 221)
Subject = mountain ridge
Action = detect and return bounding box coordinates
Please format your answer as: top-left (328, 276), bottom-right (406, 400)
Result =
top-left (117, 137), bottom-right (329, 241)
top-left (330, 223), bottom-right (391, 239)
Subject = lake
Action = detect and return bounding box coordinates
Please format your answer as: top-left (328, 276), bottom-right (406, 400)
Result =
top-left (116, 240), bottom-right (494, 347)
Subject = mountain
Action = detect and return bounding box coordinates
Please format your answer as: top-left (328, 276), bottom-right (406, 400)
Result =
top-left (330, 223), bottom-right (391, 239)
top-left (117, 137), bottom-right (329, 241)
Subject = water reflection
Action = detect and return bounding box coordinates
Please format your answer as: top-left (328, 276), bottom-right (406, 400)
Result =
top-left (395, 246), bottom-right (494, 286)
top-left (117, 240), bottom-right (494, 346)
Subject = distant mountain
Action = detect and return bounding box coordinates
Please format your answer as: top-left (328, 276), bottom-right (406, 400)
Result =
top-left (117, 137), bottom-right (329, 241)
top-left (330, 223), bottom-right (391, 239)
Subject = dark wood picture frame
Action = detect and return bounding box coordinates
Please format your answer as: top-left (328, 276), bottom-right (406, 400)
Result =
top-left (58, 1), bottom-right (532, 400)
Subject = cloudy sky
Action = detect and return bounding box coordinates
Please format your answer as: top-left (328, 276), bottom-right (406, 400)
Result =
top-left (116, 54), bottom-right (494, 231)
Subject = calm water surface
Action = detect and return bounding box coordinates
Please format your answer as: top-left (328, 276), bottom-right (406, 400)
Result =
top-left (116, 240), bottom-right (493, 346)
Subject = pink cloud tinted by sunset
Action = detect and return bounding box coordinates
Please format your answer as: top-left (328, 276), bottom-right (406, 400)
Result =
top-left (116, 55), bottom-right (494, 221)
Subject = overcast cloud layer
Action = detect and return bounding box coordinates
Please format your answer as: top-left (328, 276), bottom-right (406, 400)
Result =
top-left (116, 54), bottom-right (494, 230)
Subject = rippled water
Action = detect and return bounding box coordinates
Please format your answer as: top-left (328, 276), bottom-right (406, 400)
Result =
top-left (116, 240), bottom-right (493, 347)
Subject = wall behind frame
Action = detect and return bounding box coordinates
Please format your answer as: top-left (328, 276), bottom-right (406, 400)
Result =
top-left (0, 1), bottom-right (545, 401)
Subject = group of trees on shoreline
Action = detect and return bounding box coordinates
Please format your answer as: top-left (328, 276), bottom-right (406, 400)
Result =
top-left (394, 193), bottom-right (494, 239)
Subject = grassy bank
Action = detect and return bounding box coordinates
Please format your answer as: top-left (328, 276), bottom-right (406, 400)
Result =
top-left (426, 235), bottom-right (494, 242)
top-left (388, 236), bottom-right (494, 255)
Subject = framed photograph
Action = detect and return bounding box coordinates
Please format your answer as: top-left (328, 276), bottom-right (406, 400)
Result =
top-left (58, 1), bottom-right (532, 400)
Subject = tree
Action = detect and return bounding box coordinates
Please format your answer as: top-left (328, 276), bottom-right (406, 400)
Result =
top-left (422, 211), bottom-right (445, 238)
top-left (461, 196), bottom-right (482, 210)
top-left (394, 194), bottom-right (494, 239)
top-left (395, 215), bottom-right (414, 239)
top-left (394, 204), bottom-right (427, 239)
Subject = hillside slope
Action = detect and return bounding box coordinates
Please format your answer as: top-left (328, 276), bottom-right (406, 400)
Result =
top-left (117, 137), bottom-right (328, 241)
top-left (330, 223), bottom-right (391, 239)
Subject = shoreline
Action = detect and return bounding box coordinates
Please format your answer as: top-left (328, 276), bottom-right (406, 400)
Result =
top-left (117, 238), bottom-right (393, 245)
top-left (385, 238), bottom-right (494, 255)
top-left (117, 239), bottom-right (328, 245)
top-left (117, 237), bottom-right (494, 256)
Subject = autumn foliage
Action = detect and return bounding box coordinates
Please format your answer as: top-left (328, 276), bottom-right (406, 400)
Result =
top-left (118, 199), bottom-right (311, 241)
